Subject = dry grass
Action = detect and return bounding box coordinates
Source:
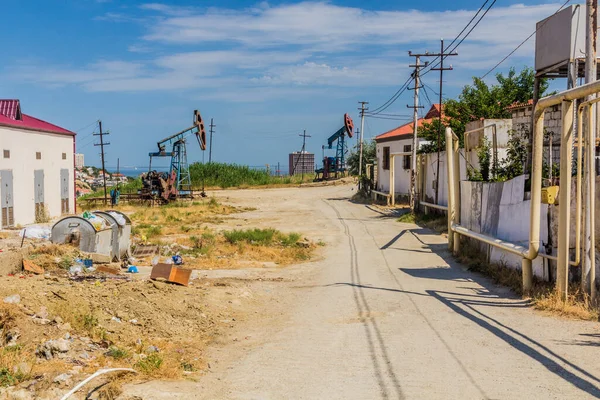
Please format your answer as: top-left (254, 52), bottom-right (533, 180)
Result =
top-left (456, 239), bottom-right (599, 321)
top-left (27, 243), bottom-right (81, 271)
top-left (168, 229), bottom-right (313, 270)
top-left (102, 200), bottom-right (316, 270)
top-left (533, 286), bottom-right (599, 320)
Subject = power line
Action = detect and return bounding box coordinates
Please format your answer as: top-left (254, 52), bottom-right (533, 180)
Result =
top-left (422, 0), bottom-right (497, 77)
top-left (74, 119), bottom-right (100, 133)
top-left (365, 115), bottom-right (413, 121)
top-left (421, 82), bottom-right (433, 107)
top-left (367, 75), bottom-right (414, 115)
top-left (363, 112), bottom-right (412, 118)
top-left (423, 83), bottom-right (439, 97)
top-left (424, 0), bottom-right (491, 69)
top-left (480, 0), bottom-right (572, 79)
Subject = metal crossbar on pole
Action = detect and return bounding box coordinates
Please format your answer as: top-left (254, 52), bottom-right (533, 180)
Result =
top-left (407, 52), bottom-right (428, 212)
top-left (430, 39), bottom-right (457, 204)
top-left (358, 101), bottom-right (368, 178)
top-left (209, 118), bottom-right (215, 163)
top-left (93, 120), bottom-right (110, 205)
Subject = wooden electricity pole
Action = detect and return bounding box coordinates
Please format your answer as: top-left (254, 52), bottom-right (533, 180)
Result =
top-left (94, 120), bottom-right (110, 205)
top-left (407, 53), bottom-right (427, 212)
top-left (430, 39), bottom-right (457, 204)
top-left (209, 118), bottom-right (216, 163)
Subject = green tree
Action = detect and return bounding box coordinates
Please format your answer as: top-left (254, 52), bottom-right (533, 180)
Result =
top-left (418, 67), bottom-right (549, 153)
top-left (347, 140), bottom-right (376, 176)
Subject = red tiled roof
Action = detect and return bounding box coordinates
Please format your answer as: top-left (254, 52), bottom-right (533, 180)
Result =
top-left (506, 99), bottom-right (533, 111)
top-left (0, 99), bottom-right (74, 136)
top-left (375, 104), bottom-right (443, 142)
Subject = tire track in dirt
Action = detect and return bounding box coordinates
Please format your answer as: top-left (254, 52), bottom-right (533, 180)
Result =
top-left (340, 200), bottom-right (490, 399)
top-left (323, 199), bottom-right (405, 400)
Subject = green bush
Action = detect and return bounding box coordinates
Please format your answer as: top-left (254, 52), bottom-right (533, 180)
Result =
top-left (281, 232), bottom-right (301, 247)
top-left (189, 162), bottom-right (307, 188)
top-left (135, 353), bottom-right (163, 373)
top-left (106, 346), bottom-right (130, 360)
top-left (145, 226), bottom-right (162, 238)
top-left (224, 228), bottom-right (277, 245)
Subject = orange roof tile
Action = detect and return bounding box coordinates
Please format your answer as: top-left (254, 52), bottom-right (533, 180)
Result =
top-left (506, 99), bottom-right (533, 111)
top-left (375, 104), bottom-right (442, 142)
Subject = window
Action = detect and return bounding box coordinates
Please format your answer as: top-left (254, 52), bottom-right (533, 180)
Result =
top-left (36, 152), bottom-right (42, 160)
top-left (403, 145), bottom-right (412, 170)
top-left (3, 150), bottom-right (9, 159)
top-left (382, 146), bottom-right (390, 170)
top-left (62, 153), bottom-right (67, 160)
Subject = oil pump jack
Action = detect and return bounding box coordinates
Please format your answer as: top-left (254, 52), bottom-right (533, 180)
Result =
top-left (141, 110), bottom-right (206, 203)
top-left (315, 113), bottom-right (354, 180)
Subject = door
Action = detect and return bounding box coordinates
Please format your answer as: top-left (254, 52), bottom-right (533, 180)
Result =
top-left (34, 170), bottom-right (44, 221)
top-left (0, 170), bottom-right (14, 228)
top-left (60, 169), bottom-right (69, 214)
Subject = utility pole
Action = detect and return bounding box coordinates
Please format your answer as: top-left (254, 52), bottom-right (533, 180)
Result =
top-left (300, 130), bottom-right (310, 181)
top-left (93, 120), bottom-right (110, 205)
top-left (209, 118), bottom-right (215, 163)
top-left (407, 53), bottom-right (427, 212)
top-left (430, 39), bottom-right (457, 204)
top-left (293, 130), bottom-right (311, 180)
top-left (358, 101), bottom-right (368, 178)
top-left (582, 0), bottom-right (597, 298)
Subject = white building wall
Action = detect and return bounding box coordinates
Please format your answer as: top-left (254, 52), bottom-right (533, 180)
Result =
top-left (420, 150), bottom-right (468, 206)
top-left (75, 153), bottom-right (84, 169)
top-left (0, 126), bottom-right (74, 226)
top-left (375, 138), bottom-right (414, 196)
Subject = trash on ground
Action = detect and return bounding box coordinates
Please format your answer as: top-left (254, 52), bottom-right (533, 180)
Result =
top-left (96, 265), bottom-right (121, 275)
top-left (133, 245), bottom-right (159, 257)
top-left (3, 294), bottom-right (21, 304)
top-left (19, 226), bottom-right (51, 239)
top-left (127, 266), bottom-right (139, 273)
top-left (150, 263), bottom-right (191, 286)
top-left (172, 255), bottom-right (183, 265)
top-left (23, 259), bottom-right (44, 274)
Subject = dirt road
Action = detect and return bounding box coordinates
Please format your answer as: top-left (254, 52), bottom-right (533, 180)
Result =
top-left (122, 184), bottom-right (600, 399)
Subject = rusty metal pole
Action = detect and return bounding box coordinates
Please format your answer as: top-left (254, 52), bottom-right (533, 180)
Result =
top-left (557, 100), bottom-right (574, 299)
top-left (583, 0), bottom-right (597, 298)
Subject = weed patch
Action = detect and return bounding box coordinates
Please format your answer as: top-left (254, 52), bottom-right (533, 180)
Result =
top-left (224, 228), bottom-right (277, 245)
top-left (106, 346), bottom-right (130, 360)
top-left (398, 212), bottom-right (447, 233)
top-left (457, 239), bottom-right (599, 320)
top-left (135, 353), bottom-right (163, 374)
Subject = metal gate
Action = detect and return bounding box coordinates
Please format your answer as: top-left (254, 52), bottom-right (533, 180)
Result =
top-left (60, 169), bottom-right (69, 214)
top-left (34, 170), bottom-right (44, 221)
top-left (0, 170), bottom-right (14, 228)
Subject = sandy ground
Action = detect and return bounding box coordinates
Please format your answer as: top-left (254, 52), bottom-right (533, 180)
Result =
top-left (120, 184), bottom-right (600, 400)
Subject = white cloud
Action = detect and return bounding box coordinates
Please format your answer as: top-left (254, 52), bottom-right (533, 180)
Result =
top-left (140, 1), bottom-right (560, 50)
top-left (10, 2), bottom-right (566, 97)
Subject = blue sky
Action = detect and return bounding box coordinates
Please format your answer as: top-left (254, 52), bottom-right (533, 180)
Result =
top-left (1, 1), bottom-right (568, 170)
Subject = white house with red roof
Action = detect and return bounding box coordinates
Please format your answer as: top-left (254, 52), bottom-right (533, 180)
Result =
top-left (0, 100), bottom-right (75, 227)
top-left (374, 104), bottom-right (440, 197)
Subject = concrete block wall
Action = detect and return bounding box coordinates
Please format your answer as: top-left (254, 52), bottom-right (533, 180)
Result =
top-left (459, 175), bottom-right (550, 279)
top-left (510, 104), bottom-right (562, 167)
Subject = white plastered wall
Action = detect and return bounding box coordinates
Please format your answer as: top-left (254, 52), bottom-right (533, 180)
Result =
top-left (0, 126), bottom-right (74, 226)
